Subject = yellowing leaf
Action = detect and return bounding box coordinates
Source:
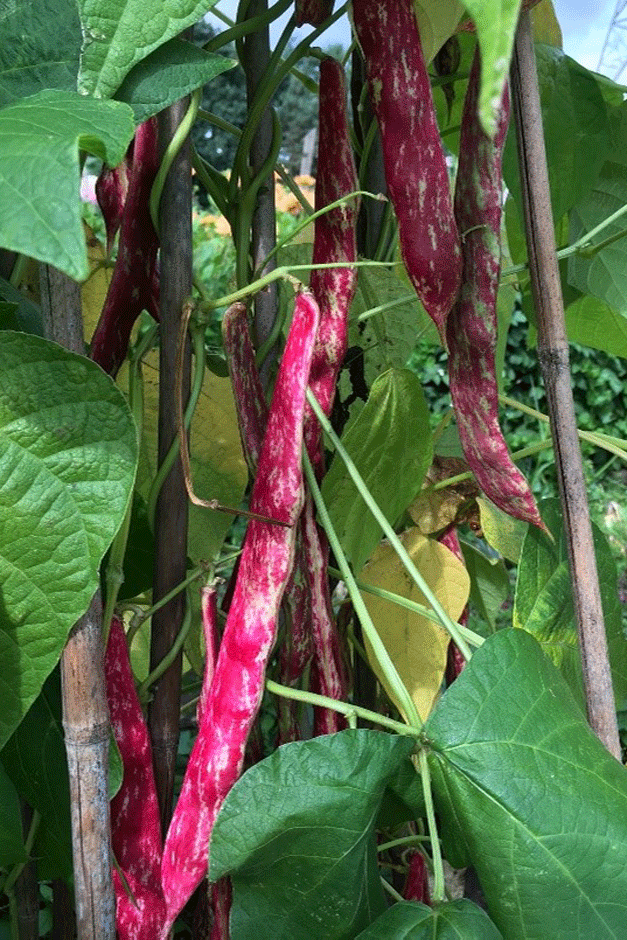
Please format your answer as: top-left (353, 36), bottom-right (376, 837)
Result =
top-left (118, 348), bottom-right (247, 563)
top-left (359, 528), bottom-right (470, 721)
top-left (531, 0), bottom-right (562, 47)
top-left (81, 227), bottom-right (112, 343)
top-left (477, 496), bottom-right (530, 563)
top-left (413, 0), bottom-right (465, 64)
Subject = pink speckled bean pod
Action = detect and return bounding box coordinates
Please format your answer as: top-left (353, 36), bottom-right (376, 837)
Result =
top-left (352, 0), bottom-right (462, 337)
top-left (447, 48), bottom-right (543, 529)
top-left (105, 617), bottom-right (165, 940)
top-left (160, 291), bottom-right (320, 933)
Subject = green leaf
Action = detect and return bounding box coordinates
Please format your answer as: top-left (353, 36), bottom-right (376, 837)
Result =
top-left (514, 497), bottom-right (627, 708)
top-left (568, 162), bottom-right (627, 312)
top-left (114, 38), bottom-right (235, 125)
top-left (504, 45), bottom-right (611, 224)
top-left (460, 540), bottom-right (510, 633)
top-left (0, 760), bottom-right (27, 869)
top-left (322, 369), bottom-right (433, 572)
top-left (1, 669), bottom-right (71, 879)
top-left (349, 265), bottom-right (439, 396)
top-left (457, 0), bottom-right (523, 137)
top-left (210, 730), bottom-right (415, 940)
top-left (355, 899), bottom-right (503, 939)
top-left (0, 0), bottom-right (81, 106)
top-left (0, 332), bottom-right (137, 749)
top-left (564, 294), bottom-right (627, 358)
top-left (77, 0), bottom-right (220, 98)
top-left (376, 755), bottom-right (426, 829)
top-left (425, 629), bottom-right (627, 939)
top-left (0, 277), bottom-right (43, 337)
top-left (0, 90), bottom-right (134, 280)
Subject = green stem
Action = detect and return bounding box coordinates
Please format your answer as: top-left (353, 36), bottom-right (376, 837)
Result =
top-left (147, 317), bottom-right (207, 529)
top-left (381, 879), bottom-right (405, 903)
top-left (196, 109), bottom-right (242, 139)
top-left (303, 452), bottom-right (423, 728)
top-left (191, 149), bottom-right (230, 218)
top-left (378, 835), bottom-right (431, 853)
top-left (125, 565), bottom-right (209, 641)
top-left (266, 679), bottom-right (419, 736)
top-left (502, 201), bottom-right (627, 279)
top-left (203, 0), bottom-right (292, 53)
top-left (150, 88), bottom-right (202, 232)
top-left (2, 809), bottom-right (41, 897)
top-left (307, 390), bottom-right (473, 661)
top-left (327, 566), bottom-right (484, 648)
top-left (256, 190), bottom-right (384, 277)
top-left (500, 394), bottom-right (627, 464)
top-left (137, 590), bottom-right (193, 699)
top-left (419, 748), bottom-right (444, 902)
top-left (200, 259), bottom-right (397, 311)
top-left (274, 163), bottom-right (314, 215)
top-left (231, 1), bottom-right (348, 200)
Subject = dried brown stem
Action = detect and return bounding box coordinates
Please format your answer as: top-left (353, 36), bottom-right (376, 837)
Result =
top-left (148, 95), bottom-right (193, 834)
top-left (511, 13), bottom-right (621, 759)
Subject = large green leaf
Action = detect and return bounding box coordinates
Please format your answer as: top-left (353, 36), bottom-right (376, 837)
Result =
top-left (0, 760), bottom-right (27, 869)
top-left (457, 0), bottom-right (523, 137)
top-left (0, 332), bottom-right (137, 749)
top-left (355, 899), bottom-right (503, 939)
top-left (504, 45), bottom-right (611, 225)
top-left (0, 0), bottom-right (81, 106)
top-left (0, 90), bottom-right (134, 280)
top-left (77, 0), bottom-right (220, 98)
top-left (322, 368), bottom-right (433, 572)
top-left (513, 497), bottom-right (627, 707)
top-left (564, 294), bottom-right (627, 359)
top-left (425, 628), bottom-right (627, 939)
top-left (114, 38), bottom-right (235, 125)
top-left (210, 730), bottom-right (416, 940)
top-left (568, 162), bottom-right (627, 312)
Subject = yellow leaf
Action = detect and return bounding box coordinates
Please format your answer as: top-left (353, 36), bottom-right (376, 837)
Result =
top-left (477, 496), bottom-right (528, 563)
top-left (359, 528), bottom-right (470, 722)
top-left (531, 0), bottom-right (562, 48)
top-left (413, 0), bottom-right (466, 64)
top-left (81, 227), bottom-right (112, 344)
top-left (117, 349), bottom-right (247, 564)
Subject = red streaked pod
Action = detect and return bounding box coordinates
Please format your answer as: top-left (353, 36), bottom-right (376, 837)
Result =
top-left (222, 303), bottom-right (269, 474)
top-left (305, 57), bottom-right (359, 478)
top-left (95, 155), bottom-right (130, 254)
top-left (303, 496), bottom-right (347, 736)
top-left (403, 851), bottom-right (430, 905)
top-left (160, 291), bottom-right (320, 934)
top-left (210, 878), bottom-right (232, 940)
top-left (105, 618), bottom-right (166, 940)
top-left (295, 0), bottom-right (334, 26)
top-left (221, 302), bottom-right (315, 716)
top-left (352, 0), bottom-right (462, 336)
top-left (197, 584), bottom-right (219, 727)
top-left (447, 49), bottom-right (543, 529)
top-left (90, 118), bottom-right (160, 376)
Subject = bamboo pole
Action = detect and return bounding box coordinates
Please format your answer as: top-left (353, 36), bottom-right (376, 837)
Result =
top-left (148, 95), bottom-right (193, 833)
top-left (39, 264), bottom-right (116, 938)
top-left (510, 13), bottom-right (621, 759)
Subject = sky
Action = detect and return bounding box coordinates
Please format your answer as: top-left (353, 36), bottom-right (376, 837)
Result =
top-left (205, 1), bottom-right (624, 76)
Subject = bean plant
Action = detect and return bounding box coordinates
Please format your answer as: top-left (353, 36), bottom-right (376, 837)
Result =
top-left (1, 1), bottom-right (627, 938)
